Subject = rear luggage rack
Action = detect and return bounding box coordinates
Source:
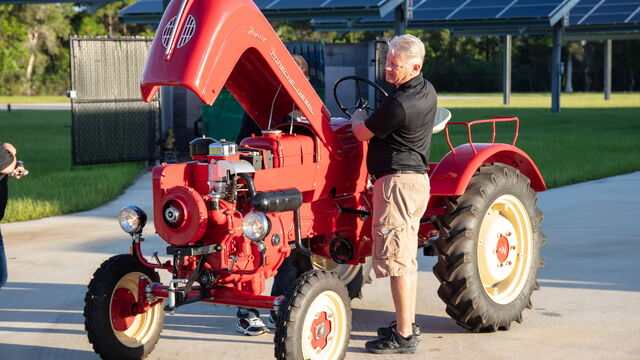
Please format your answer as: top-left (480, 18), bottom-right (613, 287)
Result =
top-left (445, 116), bottom-right (520, 155)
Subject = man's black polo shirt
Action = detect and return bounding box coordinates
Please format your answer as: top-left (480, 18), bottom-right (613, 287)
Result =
top-left (364, 75), bottom-right (437, 176)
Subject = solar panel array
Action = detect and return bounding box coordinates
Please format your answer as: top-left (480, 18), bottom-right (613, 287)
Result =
top-left (312, 0), bottom-right (640, 36)
top-left (409, 0), bottom-right (568, 21)
top-left (118, 0), bottom-right (640, 36)
top-left (258, 0), bottom-right (387, 9)
top-left (312, 0), bottom-right (580, 32)
top-left (569, 0), bottom-right (640, 25)
top-left (121, 0), bottom-right (163, 15)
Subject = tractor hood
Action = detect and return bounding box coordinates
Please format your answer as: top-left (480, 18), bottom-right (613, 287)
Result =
top-left (141, 0), bottom-right (341, 154)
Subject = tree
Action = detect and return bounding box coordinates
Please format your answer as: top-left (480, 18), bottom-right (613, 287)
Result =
top-left (13, 4), bottom-right (71, 95)
top-left (0, 5), bottom-right (29, 94)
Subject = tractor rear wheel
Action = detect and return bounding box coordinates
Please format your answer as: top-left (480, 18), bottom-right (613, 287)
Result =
top-left (274, 270), bottom-right (351, 360)
top-left (84, 254), bottom-right (165, 359)
top-left (433, 164), bottom-right (546, 332)
top-left (306, 254), bottom-right (372, 299)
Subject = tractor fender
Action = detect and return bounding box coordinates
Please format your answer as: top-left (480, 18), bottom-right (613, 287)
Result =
top-left (430, 143), bottom-right (546, 196)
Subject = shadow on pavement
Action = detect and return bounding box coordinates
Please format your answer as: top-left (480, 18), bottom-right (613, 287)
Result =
top-left (351, 308), bottom-right (465, 337)
top-left (0, 344), bottom-right (94, 359)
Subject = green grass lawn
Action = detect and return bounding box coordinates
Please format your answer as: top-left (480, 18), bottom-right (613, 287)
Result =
top-left (0, 96), bottom-right (69, 104)
top-left (1, 110), bottom-right (144, 223)
top-left (436, 92), bottom-right (640, 188)
top-left (0, 92), bottom-right (638, 223)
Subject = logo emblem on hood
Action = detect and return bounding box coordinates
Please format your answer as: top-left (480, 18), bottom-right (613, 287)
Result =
top-left (162, 15), bottom-right (196, 49)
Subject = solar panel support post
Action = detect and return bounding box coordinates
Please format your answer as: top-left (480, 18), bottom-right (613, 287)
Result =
top-left (604, 39), bottom-right (612, 100)
top-left (394, 1), bottom-right (407, 35)
top-left (502, 35), bottom-right (512, 105)
top-left (551, 21), bottom-right (563, 113)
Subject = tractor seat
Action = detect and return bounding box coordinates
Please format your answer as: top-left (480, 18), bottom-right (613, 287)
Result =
top-left (433, 107), bottom-right (452, 134)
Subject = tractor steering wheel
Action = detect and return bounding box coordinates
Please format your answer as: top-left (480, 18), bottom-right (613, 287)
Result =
top-left (333, 75), bottom-right (388, 118)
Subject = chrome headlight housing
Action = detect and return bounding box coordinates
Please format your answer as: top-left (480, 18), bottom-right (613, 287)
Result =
top-left (243, 211), bottom-right (271, 241)
top-left (119, 206), bottom-right (147, 234)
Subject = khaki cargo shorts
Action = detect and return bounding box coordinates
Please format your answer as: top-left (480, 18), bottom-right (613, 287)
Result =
top-left (371, 173), bottom-right (429, 278)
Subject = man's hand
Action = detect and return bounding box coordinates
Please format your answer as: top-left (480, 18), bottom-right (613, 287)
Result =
top-left (351, 109), bottom-right (375, 141)
top-left (11, 161), bottom-right (27, 179)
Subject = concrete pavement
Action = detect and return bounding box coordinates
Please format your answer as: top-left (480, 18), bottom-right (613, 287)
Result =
top-left (0, 103), bottom-right (70, 111)
top-left (0, 171), bottom-right (639, 359)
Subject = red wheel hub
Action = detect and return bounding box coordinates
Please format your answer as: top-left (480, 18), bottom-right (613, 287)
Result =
top-left (111, 288), bottom-right (136, 331)
top-left (496, 235), bottom-right (510, 263)
top-left (310, 312), bottom-right (332, 350)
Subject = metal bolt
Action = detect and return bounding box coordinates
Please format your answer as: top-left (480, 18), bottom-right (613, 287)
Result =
top-left (505, 232), bottom-right (512, 237)
top-left (506, 261), bottom-right (513, 266)
top-left (510, 246), bottom-right (516, 250)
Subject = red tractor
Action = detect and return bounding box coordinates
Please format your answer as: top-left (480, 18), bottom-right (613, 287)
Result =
top-left (83, 0), bottom-right (546, 359)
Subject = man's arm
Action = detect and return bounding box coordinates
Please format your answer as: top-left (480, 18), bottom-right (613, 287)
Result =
top-left (352, 97), bottom-right (406, 142)
top-left (351, 109), bottom-right (375, 141)
top-left (0, 143), bottom-right (17, 175)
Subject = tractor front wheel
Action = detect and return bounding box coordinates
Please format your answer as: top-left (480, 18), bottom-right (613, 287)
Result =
top-left (274, 270), bottom-right (351, 360)
top-left (84, 254), bottom-right (165, 359)
top-left (433, 164), bottom-right (546, 332)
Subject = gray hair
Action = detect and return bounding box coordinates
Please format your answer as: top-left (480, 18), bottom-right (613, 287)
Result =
top-left (388, 34), bottom-right (425, 66)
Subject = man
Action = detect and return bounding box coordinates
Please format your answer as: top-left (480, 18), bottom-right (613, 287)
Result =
top-left (235, 54), bottom-right (311, 336)
top-left (0, 143), bottom-right (27, 289)
top-left (351, 34), bottom-right (436, 354)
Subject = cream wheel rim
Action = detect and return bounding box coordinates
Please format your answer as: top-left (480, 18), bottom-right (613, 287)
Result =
top-left (110, 272), bottom-right (163, 347)
top-left (477, 194), bottom-right (533, 304)
top-left (301, 290), bottom-right (348, 360)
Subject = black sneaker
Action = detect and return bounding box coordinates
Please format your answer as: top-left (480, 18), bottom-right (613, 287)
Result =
top-left (376, 321), bottom-right (422, 342)
top-left (365, 326), bottom-right (419, 354)
top-left (235, 317), bottom-right (269, 336)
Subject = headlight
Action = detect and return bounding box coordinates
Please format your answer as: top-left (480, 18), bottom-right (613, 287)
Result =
top-left (243, 212), bottom-right (271, 241)
top-left (119, 206), bottom-right (147, 234)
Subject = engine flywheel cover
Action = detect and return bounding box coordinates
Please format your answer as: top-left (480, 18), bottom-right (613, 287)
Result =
top-left (156, 186), bottom-right (208, 246)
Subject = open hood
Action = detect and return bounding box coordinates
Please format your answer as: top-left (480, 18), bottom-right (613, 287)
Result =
top-left (141, 0), bottom-right (342, 153)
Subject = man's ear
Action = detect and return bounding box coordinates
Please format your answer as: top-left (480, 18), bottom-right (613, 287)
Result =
top-left (412, 63), bottom-right (422, 75)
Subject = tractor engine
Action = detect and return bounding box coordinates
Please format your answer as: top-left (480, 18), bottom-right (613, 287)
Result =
top-left (151, 137), bottom-right (304, 295)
